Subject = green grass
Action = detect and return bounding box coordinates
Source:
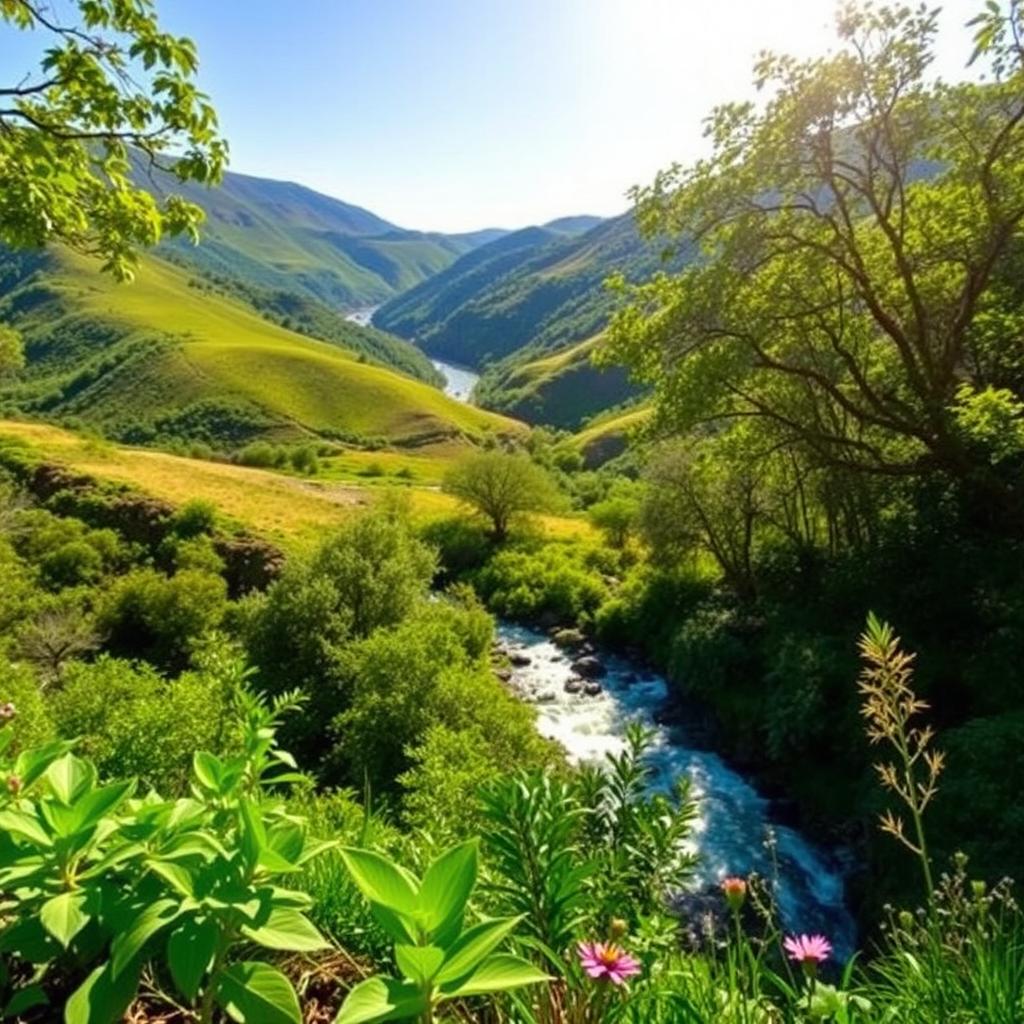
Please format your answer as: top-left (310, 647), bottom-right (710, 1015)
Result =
top-left (1, 249), bottom-right (523, 446)
top-left (571, 404), bottom-right (651, 466)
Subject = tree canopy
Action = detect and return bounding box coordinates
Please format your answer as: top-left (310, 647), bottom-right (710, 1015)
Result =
top-left (443, 450), bottom-right (560, 542)
top-left (605, 1), bottom-right (1024, 510)
top-left (0, 0), bottom-right (226, 279)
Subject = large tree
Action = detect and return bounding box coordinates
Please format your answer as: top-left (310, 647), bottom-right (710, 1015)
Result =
top-left (605, 2), bottom-right (1024, 505)
top-left (443, 450), bottom-right (560, 542)
top-left (0, 0), bottom-right (226, 279)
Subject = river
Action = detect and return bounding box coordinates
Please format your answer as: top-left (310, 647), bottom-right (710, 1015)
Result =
top-left (344, 306), bottom-right (480, 402)
top-left (498, 621), bottom-right (857, 957)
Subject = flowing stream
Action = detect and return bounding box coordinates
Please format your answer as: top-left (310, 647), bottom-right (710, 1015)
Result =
top-left (344, 305), bottom-right (855, 951)
top-left (344, 306), bottom-right (480, 402)
top-left (498, 621), bottom-right (857, 957)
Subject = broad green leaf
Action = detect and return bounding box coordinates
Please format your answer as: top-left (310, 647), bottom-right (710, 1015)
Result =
top-left (417, 840), bottom-right (477, 937)
top-left (241, 907), bottom-right (327, 952)
top-left (4, 983), bottom-right (48, 1017)
top-left (192, 751), bottom-right (223, 791)
top-left (214, 961), bottom-right (301, 1024)
top-left (147, 858), bottom-right (196, 898)
top-left (238, 798), bottom-right (267, 868)
top-left (435, 916), bottom-right (523, 987)
top-left (395, 943), bottom-right (445, 984)
top-left (40, 891), bottom-right (89, 948)
top-left (64, 960), bottom-right (141, 1024)
top-left (439, 953), bottom-right (548, 1000)
top-left (0, 808), bottom-right (52, 847)
top-left (111, 898), bottom-right (180, 977)
top-left (339, 847), bottom-right (419, 918)
top-left (15, 739), bottom-right (75, 788)
top-left (167, 917), bottom-right (217, 1001)
top-left (46, 753), bottom-right (93, 806)
top-left (334, 976), bottom-right (427, 1024)
top-left (70, 779), bottom-right (135, 833)
top-left (368, 903), bottom-right (417, 945)
top-left (0, 916), bottom-right (60, 963)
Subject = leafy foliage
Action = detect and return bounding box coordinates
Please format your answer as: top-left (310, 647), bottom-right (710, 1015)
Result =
top-left (0, 0), bottom-right (226, 279)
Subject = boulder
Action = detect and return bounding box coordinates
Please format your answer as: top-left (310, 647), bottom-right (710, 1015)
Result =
top-left (551, 627), bottom-right (586, 652)
top-left (563, 677), bottom-right (584, 694)
top-left (509, 651), bottom-right (532, 667)
top-left (495, 667), bottom-right (513, 682)
top-left (571, 655), bottom-right (606, 679)
top-left (584, 681), bottom-right (602, 697)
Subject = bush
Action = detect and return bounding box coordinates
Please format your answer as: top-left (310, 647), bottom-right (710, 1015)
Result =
top-left (171, 497), bottom-right (218, 537)
top-left (50, 653), bottom-right (232, 792)
top-left (473, 543), bottom-right (609, 625)
top-left (421, 516), bottom-right (493, 578)
top-left (98, 567), bottom-right (228, 669)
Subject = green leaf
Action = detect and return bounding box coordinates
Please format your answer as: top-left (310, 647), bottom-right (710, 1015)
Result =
top-left (238, 797), bottom-right (267, 868)
top-left (192, 751), bottom-right (223, 791)
top-left (241, 908), bottom-right (327, 952)
top-left (167, 917), bottom-right (217, 1002)
top-left (0, 808), bottom-right (52, 847)
top-left (147, 858), bottom-right (196, 898)
top-left (395, 944), bottom-right (445, 985)
top-left (435, 916), bottom-right (523, 987)
top-left (439, 953), bottom-right (548, 1000)
top-left (214, 961), bottom-right (301, 1024)
top-left (417, 840), bottom-right (477, 937)
top-left (64, 959), bottom-right (141, 1024)
top-left (339, 847), bottom-right (420, 918)
top-left (46, 753), bottom-right (93, 805)
top-left (15, 738), bottom-right (75, 788)
top-left (70, 779), bottom-right (135, 833)
top-left (111, 898), bottom-right (180, 977)
top-left (40, 891), bottom-right (89, 948)
top-left (334, 976), bottom-right (427, 1024)
top-left (5, 983), bottom-right (48, 1018)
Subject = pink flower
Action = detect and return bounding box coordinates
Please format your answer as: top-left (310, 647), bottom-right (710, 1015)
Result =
top-left (721, 876), bottom-right (747, 912)
top-left (784, 934), bottom-right (832, 975)
top-left (577, 941), bottom-right (641, 985)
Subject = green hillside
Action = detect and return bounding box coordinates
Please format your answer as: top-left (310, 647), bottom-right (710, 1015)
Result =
top-left (376, 213), bottom-right (664, 368)
top-left (154, 164), bottom-right (506, 308)
top-left (475, 332), bottom-right (639, 429)
top-left (0, 248), bottom-right (522, 448)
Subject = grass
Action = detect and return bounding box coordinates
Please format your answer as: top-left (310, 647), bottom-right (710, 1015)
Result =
top-left (572, 404), bottom-right (651, 466)
top-left (8, 249), bottom-right (524, 446)
top-left (0, 420), bottom-right (592, 547)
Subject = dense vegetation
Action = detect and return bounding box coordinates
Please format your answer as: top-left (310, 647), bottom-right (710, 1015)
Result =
top-left (2, 0), bottom-right (1024, 1019)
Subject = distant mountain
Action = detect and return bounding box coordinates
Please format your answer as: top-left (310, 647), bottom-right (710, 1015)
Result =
top-left (150, 165), bottom-right (507, 310)
top-left (543, 215), bottom-right (604, 235)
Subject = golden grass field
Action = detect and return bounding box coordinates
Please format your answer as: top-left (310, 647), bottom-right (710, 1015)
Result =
top-left (0, 420), bottom-right (593, 548)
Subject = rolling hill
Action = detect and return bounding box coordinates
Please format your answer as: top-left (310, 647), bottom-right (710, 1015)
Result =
top-left (0, 247), bottom-right (523, 449)
top-left (151, 163), bottom-right (507, 309)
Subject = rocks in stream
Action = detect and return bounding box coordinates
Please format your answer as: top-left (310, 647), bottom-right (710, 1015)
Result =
top-left (563, 677), bottom-right (584, 694)
top-left (508, 650), bottom-right (532, 667)
top-left (571, 655), bottom-right (606, 679)
top-left (583, 681), bottom-right (602, 697)
top-left (551, 627), bottom-right (587, 652)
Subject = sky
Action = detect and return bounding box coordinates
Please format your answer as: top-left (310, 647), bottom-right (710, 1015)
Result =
top-left (2, 0), bottom-right (988, 232)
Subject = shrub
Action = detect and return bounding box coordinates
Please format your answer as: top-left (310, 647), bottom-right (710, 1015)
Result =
top-left (420, 516), bottom-right (493, 578)
top-left (473, 544), bottom-right (608, 625)
top-left (171, 498), bottom-right (218, 538)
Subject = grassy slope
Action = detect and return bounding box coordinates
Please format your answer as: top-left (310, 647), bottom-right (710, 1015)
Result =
top-left (0, 420), bottom-right (592, 547)
top-left (571, 405), bottom-right (651, 467)
top-left (2, 250), bottom-right (521, 445)
top-left (476, 332), bottom-right (639, 429)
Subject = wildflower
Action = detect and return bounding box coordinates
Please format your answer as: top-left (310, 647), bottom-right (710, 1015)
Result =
top-left (577, 941), bottom-right (641, 985)
top-left (0, 702), bottom-right (15, 724)
top-left (783, 934), bottom-right (832, 976)
top-left (6, 776), bottom-right (20, 796)
top-left (608, 918), bottom-right (628, 939)
top-left (721, 876), bottom-right (747, 913)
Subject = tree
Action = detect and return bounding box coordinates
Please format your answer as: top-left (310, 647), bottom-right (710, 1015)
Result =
top-left (0, 325), bottom-right (24, 375)
top-left (0, 0), bottom-right (226, 279)
top-left (588, 483), bottom-right (642, 549)
top-left (443, 450), bottom-right (560, 542)
top-left (605, 2), bottom-right (1024, 505)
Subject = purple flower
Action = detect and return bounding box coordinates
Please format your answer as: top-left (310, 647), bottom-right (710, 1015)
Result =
top-left (577, 941), bottom-right (641, 985)
top-left (784, 933), bottom-right (832, 975)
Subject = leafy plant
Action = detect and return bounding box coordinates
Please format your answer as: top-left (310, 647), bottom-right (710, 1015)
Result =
top-left (0, 685), bottom-right (333, 1022)
top-left (335, 840), bottom-right (548, 1023)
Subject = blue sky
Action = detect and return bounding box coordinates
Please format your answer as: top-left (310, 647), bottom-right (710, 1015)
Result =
top-left (3, 0), bottom-right (985, 232)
